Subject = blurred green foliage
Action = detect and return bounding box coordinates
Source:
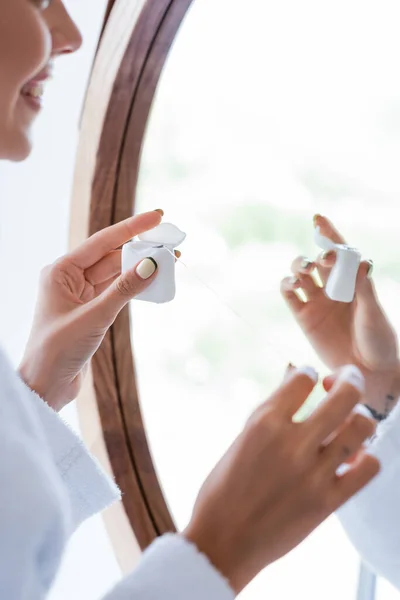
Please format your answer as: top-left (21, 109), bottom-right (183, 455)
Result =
top-left (217, 202), bottom-right (310, 249)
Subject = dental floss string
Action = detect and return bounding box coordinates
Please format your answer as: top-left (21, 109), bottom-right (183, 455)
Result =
top-left (165, 248), bottom-right (255, 328)
top-left (163, 246), bottom-right (295, 363)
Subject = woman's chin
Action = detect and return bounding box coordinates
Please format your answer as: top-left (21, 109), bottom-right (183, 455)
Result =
top-left (11, 141), bottom-right (32, 162)
top-left (0, 129), bottom-right (33, 162)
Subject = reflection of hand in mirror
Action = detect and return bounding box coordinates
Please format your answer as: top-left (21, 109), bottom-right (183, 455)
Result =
top-left (184, 365), bottom-right (379, 595)
top-left (18, 210), bottom-right (182, 411)
top-left (281, 214), bottom-right (400, 420)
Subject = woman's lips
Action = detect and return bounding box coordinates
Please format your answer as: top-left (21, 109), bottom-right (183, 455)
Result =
top-left (20, 64), bottom-right (53, 112)
top-left (20, 81), bottom-right (45, 111)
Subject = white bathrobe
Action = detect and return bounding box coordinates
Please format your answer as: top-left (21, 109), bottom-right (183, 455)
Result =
top-left (0, 345), bottom-right (399, 599)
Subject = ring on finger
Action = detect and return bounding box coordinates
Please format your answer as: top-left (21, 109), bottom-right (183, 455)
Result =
top-left (300, 258), bottom-right (314, 271)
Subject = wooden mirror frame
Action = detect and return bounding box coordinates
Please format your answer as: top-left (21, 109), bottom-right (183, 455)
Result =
top-left (70, 0), bottom-right (194, 569)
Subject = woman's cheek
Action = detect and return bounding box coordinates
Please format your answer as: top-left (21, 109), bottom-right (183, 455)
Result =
top-left (1, 1), bottom-right (51, 90)
top-left (16, 6), bottom-right (52, 83)
top-left (0, 1), bottom-right (52, 160)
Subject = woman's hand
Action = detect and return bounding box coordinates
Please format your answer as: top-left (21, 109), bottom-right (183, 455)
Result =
top-left (184, 365), bottom-right (379, 594)
top-left (19, 210), bottom-right (165, 411)
top-left (281, 214), bottom-right (400, 417)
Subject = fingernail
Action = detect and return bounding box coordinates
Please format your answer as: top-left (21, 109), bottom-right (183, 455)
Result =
top-left (154, 208), bottom-right (164, 216)
top-left (337, 365), bottom-right (365, 393)
top-left (366, 260), bottom-right (373, 279)
top-left (352, 404), bottom-right (373, 419)
top-left (295, 365), bottom-right (319, 383)
top-left (175, 250), bottom-right (182, 258)
top-left (313, 214), bottom-right (323, 227)
top-left (336, 463), bottom-right (351, 476)
top-left (288, 276), bottom-right (301, 287)
top-left (136, 257), bottom-right (157, 280)
top-left (285, 362), bottom-right (296, 374)
top-left (283, 362), bottom-right (296, 381)
top-left (321, 250), bottom-right (335, 261)
top-left (300, 258), bottom-right (313, 271)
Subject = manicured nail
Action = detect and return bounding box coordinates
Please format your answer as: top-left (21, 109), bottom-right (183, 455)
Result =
top-left (352, 404), bottom-right (373, 419)
top-left (336, 463), bottom-right (351, 476)
top-left (283, 362), bottom-right (296, 381)
top-left (366, 260), bottom-right (373, 279)
top-left (295, 365), bottom-right (319, 383)
top-left (288, 276), bottom-right (301, 287)
top-left (136, 257), bottom-right (157, 280)
top-left (154, 208), bottom-right (164, 216)
top-left (313, 214), bottom-right (323, 227)
top-left (337, 365), bottom-right (365, 393)
top-left (285, 362), bottom-right (296, 374)
top-left (300, 258), bottom-right (313, 271)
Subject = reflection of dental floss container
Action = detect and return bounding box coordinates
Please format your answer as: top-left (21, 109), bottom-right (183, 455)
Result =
top-left (122, 222), bottom-right (186, 304)
top-left (314, 227), bottom-right (361, 303)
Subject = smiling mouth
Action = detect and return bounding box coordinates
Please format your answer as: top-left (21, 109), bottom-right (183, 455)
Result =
top-left (20, 81), bottom-right (46, 111)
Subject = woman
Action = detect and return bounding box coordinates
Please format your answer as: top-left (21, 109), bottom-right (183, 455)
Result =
top-left (282, 214), bottom-right (400, 590)
top-left (0, 1), bottom-right (381, 598)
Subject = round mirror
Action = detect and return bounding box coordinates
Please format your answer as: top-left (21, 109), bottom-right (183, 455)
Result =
top-left (74, 0), bottom-right (400, 597)
top-left (131, 1), bottom-right (400, 599)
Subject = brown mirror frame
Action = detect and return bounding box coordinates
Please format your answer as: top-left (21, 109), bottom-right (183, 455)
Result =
top-left (70, 0), bottom-right (194, 568)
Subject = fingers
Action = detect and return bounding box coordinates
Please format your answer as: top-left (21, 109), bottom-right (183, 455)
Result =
top-left (319, 405), bottom-right (376, 474)
top-left (354, 259), bottom-right (378, 309)
top-left (315, 249), bottom-right (336, 285)
top-left (317, 256), bottom-right (376, 305)
top-left (281, 257), bottom-right (323, 310)
top-left (283, 362), bottom-right (296, 381)
top-left (290, 256), bottom-right (316, 275)
top-left (290, 257), bottom-right (323, 300)
top-left (281, 276), bottom-right (306, 312)
top-left (86, 248), bottom-right (182, 288)
top-left (330, 452), bottom-right (380, 511)
top-left (305, 365), bottom-right (365, 444)
top-left (285, 215), bottom-right (344, 290)
top-left (69, 211), bottom-right (163, 270)
top-left (313, 214), bottom-right (346, 245)
top-left (94, 274), bottom-right (119, 296)
top-left (316, 252), bottom-right (372, 291)
top-left (264, 366), bottom-right (319, 419)
top-left (85, 250), bottom-right (121, 285)
top-left (89, 256), bottom-right (158, 324)
top-left (313, 215), bottom-right (375, 295)
top-left (285, 251), bottom-right (373, 307)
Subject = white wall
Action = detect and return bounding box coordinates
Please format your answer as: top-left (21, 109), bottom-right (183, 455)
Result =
top-left (0, 2), bottom-right (121, 598)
